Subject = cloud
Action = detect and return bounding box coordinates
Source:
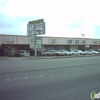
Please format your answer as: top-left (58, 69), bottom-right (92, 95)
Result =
top-left (67, 20), bottom-right (86, 29)
top-left (0, 0), bottom-right (8, 7)
top-left (0, 0), bottom-right (100, 38)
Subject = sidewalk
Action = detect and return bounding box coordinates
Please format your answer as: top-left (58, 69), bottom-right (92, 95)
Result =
top-left (0, 56), bottom-right (56, 60)
top-left (0, 54), bottom-right (99, 60)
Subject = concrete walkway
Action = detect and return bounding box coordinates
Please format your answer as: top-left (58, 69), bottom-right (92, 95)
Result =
top-left (0, 54), bottom-right (100, 60)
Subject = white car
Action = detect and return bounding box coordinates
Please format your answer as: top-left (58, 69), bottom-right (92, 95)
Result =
top-left (19, 50), bottom-right (30, 56)
top-left (85, 49), bottom-right (99, 55)
top-left (44, 50), bottom-right (58, 56)
top-left (55, 50), bottom-right (72, 56)
top-left (71, 50), bottom-right (86, 55)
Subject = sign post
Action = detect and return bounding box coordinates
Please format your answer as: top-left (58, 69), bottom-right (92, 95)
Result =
top-left (34, 34), bottom-right (37, 57)
top-left (27, 19), bottom-right (45, 57)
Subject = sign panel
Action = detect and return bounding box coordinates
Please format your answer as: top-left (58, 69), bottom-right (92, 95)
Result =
top-left (51, 38), bottom-right (57, 43)
top-left (6, 38), bottom-right (14, 43)
top-left (27, 24), bottom-right (34, 36)
top-left (68, 40), bottom-right (72, 43)
top-left (93, 41), bottom-right (97, 44)
top-left (82, 40), bottom-right (86, 44)
top-left (30, 37), bottom-right (34, 48)
top-left (30, 37), bottom-right (42, 48)
top-left (86, 44), bottom-right (90, 48)
top-left (75, 40), bottom-right (79, 44)
top-left (27, 19), bottom-right (45, 35)
top-left (34, 22), bottom-right (45, 35)
top-left (36, 37), bottom-right (42, 48)
top-left (28, 19), bottom-right (44, 24)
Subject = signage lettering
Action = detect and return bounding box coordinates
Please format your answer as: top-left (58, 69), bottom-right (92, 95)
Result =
top-left (82, 40), bottom-right (86, 44)
top-left (68, 40), bottom-right (72, 43)
top-left (51, 39), bottom-right (56, 43)
top-left (6, 38), bottom-right (14, 42)
top-left (28, 19), bottom-right (43, 24)
top-left (94, 41), bottom-right (97, 44)
top-left (75, 40), bottom-right (79, 44)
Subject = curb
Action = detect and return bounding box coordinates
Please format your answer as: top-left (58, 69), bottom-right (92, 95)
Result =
top-left (0, 55), bottom-right (100, 60)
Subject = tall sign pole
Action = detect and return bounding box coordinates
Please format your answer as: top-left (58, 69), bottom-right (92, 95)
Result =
top-left (34, 34), bottom-right (37, 57)
top-left (27, 19), bottom-right (45, 57)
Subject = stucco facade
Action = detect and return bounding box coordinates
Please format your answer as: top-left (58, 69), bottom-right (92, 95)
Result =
top-left (0, 34), bottom-right (100, 56)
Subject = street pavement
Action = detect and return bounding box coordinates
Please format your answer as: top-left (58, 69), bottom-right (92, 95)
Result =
top-left (0, 56), bottom-right (100, 100)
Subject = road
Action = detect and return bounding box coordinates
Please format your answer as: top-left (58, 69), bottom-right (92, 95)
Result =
top-left (0, 56), bottom-right (100, 100)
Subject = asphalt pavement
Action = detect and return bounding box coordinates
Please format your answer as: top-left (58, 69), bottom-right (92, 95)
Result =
top-left (0, 54), bottom-right (100, 60)
top-left (0, 56), bottom-right (100, 100)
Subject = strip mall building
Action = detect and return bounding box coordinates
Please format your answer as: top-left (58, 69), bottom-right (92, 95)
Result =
top-left (0, 34), bottom-right (100, 56)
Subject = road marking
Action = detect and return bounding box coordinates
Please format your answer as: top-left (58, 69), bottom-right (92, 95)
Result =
top-left (6, 75), bottom-right (43, 81)
top-left (7, 79), bottom-right (10, 81)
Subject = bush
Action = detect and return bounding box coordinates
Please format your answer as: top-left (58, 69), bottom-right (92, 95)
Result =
top-left (8, 51), bottom-right (21, 57)
top-left (14, 52), bottom-right (21, 57)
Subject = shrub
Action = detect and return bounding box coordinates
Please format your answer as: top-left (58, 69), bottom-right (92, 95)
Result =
top-left (8, 51), bottom-right (21, 57)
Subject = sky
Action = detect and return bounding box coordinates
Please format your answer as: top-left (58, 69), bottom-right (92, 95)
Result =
top-left (0, 0), bottom-right (100, 38)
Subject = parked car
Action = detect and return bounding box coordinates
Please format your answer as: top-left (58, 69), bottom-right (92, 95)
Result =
top-left (19, 50), bottom-right (30, 56)
top-left (93, 49), bottom-right (100, 53)
top-left (55, 50), bottom-right (72, 56)
top-left (41, 51), bottom-right (48, 56)
top-left (85, 49), bottom-right (99, 55)
top-left (44, 50), bottom-right (58, 56)
top-left (71, 50), bottom-right (86, 55)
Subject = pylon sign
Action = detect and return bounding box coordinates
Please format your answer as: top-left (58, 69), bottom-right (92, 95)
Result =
top-left (30, 37), bottom-right (42, 48)
top-left (27, 19), bottom-right (45, 36)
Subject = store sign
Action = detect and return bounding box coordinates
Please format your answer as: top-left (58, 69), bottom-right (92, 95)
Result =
top-left (36, 37), bottom-right (42, 48)
top-left (75, 40), bottom-right (79, 44)
top-left (51, 39), bottom-right (57, 43)
top-left (30, 37), bottom-right (42, 48)
top-left (68, 40), bottom-right (72, 43)
top-left (34, 22), bottom-right (45, 35)
top-left (6, 38), bottom-right (14, 43)
top-left (27, 24), bottom-right (35, 36)
top-left (30, 37), bottom-right (34, 48)
top-left (28, 19), bottom-right (43, 24)
top-left (27, 19), bottom-right (45, 35)
top-left (82, 40), bottom-right (86, 44)
top-left (94, 41), bottom-right (97, 44)
top-left (86, 44), bottom-right (90, 48)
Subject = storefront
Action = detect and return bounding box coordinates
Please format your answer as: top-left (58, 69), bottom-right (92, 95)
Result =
top-left (0, 35), bottom-right (100, 56)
